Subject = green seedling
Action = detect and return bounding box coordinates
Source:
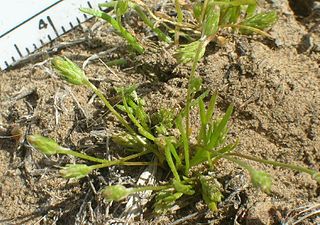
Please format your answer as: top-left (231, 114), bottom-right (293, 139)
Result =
top-left (80, 7), bottom-right (144, 53)
top-left (27, 135), bottom-right (154, 178)
top-left (80, 0), bottom-right (171, 53)
top-left (175, 0), bottom-right (278, 64)
top-left (28, 0), bottom-right (319, 217)
top-left (27, 55), bottom-right (319, 215)
top-left (81, 0), bottom-right (277, 62)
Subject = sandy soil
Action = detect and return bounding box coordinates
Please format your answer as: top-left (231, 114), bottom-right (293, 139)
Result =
top-left (0, 0), bottom-right (319, 224)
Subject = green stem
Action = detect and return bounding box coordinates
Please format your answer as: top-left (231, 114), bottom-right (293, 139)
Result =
top-left (174, 0), bottom-right (183, 45)
top-left (131, 184), bottom-right (172, 193)
top-left (133, 4), bottom-right (171, 43)
top-left (184, 39), bottom-right (207, 174)
top-left (84, 80), bottom-right (136, 135)
top-left (57, 148), bottom-right (152, 165)
top-left (90, 161), bottom-right (156, 170)
top-left (57, 148), bottom-right (110, 163)
top-left (229, 153), bottom-right (319, 177)
top-left (120, 149), bottom-right (153, 162)
top-left (106, 58), bottom-right (127, 67)
top-left (223, 155), bottom-right (254, 172)
top-left (165, 142), bottom-right (181, 181)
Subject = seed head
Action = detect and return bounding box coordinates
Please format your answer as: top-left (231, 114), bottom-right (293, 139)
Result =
top-left (52, 56), bottom-right (88, 85)
top-left (27, 135), bottom-right (62, 155)
top-left (60, 164), bottom-right (93, 179)
top-left (101, 185), bottom-right (132, 201)
top-left (250, 170), bottom-right (272, 194)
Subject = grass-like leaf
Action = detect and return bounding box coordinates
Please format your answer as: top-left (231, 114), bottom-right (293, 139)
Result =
top-left (240, 11), bottom-right (278, 33)
top-left (80, 8), bottom-right (144, 53)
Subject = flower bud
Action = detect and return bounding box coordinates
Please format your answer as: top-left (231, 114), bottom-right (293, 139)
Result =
top-left (200, 176), bottom-right (223, 212)
top-left (250, 170), bottom-right (272, 193)
top-left (112, 132), bottom-right (141, 147)
top-left (52, 56), bottom-right (88, 85)
top-left (101, 185), bottom-right (132, 201)
top-left (60, 164), bottom-right (93, 179)
top-left (27, 135), bottom-right (62, 155)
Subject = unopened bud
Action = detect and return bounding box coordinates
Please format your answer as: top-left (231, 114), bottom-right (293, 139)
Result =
top-left (60, 164), bottom-right (93, 179)
top-left (27, 135), bottom-right (62, 155)
top-left (101, 185), bottom-right (132, 201)
top-left (250, 170), bottom-right (272, 193)
top-left (52, 56), bottom-right (88, 85)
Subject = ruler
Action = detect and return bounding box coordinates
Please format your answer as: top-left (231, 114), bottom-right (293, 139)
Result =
top-left (0, 0), bottom-right (106, 70)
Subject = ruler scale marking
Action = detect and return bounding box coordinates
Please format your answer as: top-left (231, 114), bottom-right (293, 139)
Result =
top-left (0, 1), bottom-right (64, 39)
top-left (0, 0), bottom-right (107, 70)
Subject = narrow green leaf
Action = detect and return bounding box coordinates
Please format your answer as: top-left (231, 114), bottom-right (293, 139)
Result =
top-left (165, 139), bottom-right (181, 181)
top-left (175, 40), bottom-right (206, 64)
top-left (213, 0), bottom-right (256, 7)
top-left (240, 11), bottom-right (278, 32)
top-left (116, 0), bottom-right (129, 17)
top-left (199, 98), bottom-right (207, 127)
top-left (175, 115), bottom-right (190, 174)
top-left (80, 8), bottom-right (144, 53)
top-left (206, 95), bottom-right (217, 121)
top-left (133, 5), bottom-right (172, 43)
top-left (207, 105), bottom-right (233, 149)
top-left (167, 140), bottom-right (182, 170)
top-left (99, 2), bottom-right (117, 8)
top-left (246, 3), bottom-right (257, 18)
top-left (202, 1), bottom-right (220, 37)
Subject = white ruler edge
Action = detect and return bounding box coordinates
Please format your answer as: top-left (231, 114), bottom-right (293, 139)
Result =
top-left (0, 0), bottom-right (107, 70)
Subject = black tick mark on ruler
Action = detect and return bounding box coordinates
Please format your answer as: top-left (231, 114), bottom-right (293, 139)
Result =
top-left (87, 1), bottom-right (93, 8)
top-left (47, 16), bottom-right (59, 37)
top-left (14, 44), bottom-right (23, 57)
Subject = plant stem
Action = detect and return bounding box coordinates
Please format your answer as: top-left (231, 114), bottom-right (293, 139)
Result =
top-left (57, 148), bottom-right (110, 163)
top-left (90, 161), bottom-right (157, 170)
top-left (131, 184), bottom-right (172, 193)
top-left (223, 155), bottom-right (253, 172)
top-left (105, 58), bottom-right (127, 67)
top-left (165, 141), bottom-right (181, 181)
top-left (84, 80), bottom-right (136, 135)
top-left (57, 148), bottom-right (153, 165)
top-left (174, 0), bottom-right (183, 45)
top-left (133, 4), bottom-right (171, 43)
top-left (229, 153), bottom-right (319, 177)
top-left (184, 39), bottom-right (207, 174)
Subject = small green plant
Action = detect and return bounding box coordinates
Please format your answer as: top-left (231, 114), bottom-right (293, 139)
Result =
top-left (28, 56), bottom-right (319, 215)
top-left (80, 0), bottom-right (277, 59)
top-left (26, 0), bottom-right (319, 217)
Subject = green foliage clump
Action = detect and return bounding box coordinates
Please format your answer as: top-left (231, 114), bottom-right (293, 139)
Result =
top-left (26, 0), bottom-right (320, 217)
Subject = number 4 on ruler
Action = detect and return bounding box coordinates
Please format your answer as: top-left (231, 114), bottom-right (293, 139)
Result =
top-left (0, 0), bottom-right (106, 70)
